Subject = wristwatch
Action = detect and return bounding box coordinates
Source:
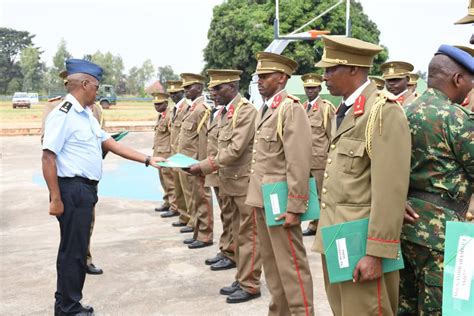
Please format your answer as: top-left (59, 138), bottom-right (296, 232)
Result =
top-left (145, 156), bottom-right (151, 167)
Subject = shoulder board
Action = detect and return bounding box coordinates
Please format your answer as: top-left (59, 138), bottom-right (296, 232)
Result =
top-left (287, 94), bottom-right (300, 102)
top-left (48, 96), bottom-right (62, 102)
top-left (59, 101), bottom-right (73, 114)
top-left (322, 99), bottom-right (336, 111)
top-left (238, 97), bottom-right (250, 105)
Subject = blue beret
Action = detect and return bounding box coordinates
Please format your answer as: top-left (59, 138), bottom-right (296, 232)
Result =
top-left (435, 45), bottom-right (474, 74)
top-left (65, 59), bottom-right (103, 81)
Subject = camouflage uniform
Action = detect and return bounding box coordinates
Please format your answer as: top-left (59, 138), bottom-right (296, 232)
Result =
top-left (399, 88), bottom-right (474, 316)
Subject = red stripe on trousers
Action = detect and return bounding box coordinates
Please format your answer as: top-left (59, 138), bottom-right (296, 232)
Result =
top-left (377, 277), bottom-right (382, 316)
top-left (287, 231), bottom-right (310, 316)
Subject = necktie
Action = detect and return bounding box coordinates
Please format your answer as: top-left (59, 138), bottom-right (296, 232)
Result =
top-left (209, 107), bottom-right (218, 123)
top-left (336, 102), bottom-right (349, 129)
top-left (221, 107), bottom-right (228, 119)
top-left (261, 103), bottom-right (268, 118)
top-left (307, 101), bottom-right (312, 113)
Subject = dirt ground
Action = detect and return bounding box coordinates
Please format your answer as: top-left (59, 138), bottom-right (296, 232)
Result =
top-left (0, 132), bottom-right (332, 315)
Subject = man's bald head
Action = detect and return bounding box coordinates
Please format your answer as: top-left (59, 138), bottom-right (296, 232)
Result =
top-left (428, 54), bottom-right (473, 104)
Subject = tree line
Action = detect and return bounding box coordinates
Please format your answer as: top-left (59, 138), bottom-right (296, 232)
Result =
top-left (0, 28), bottom-right (179, 96)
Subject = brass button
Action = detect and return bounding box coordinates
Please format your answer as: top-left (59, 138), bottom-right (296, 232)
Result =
top-left (252, 159), bottom-right (256, 163)
top-left (256, 130), bottom-right (261, 134)
top-left (327, 158), bottom-right (332, 164)
top-left (207, 139), bottom-right (210, 142)
top-left (253, 149), bottom-right (257, 153)
top-left (234, 174), bottom-right (238, 178)
top-left (324, 172), bottom-right (328, 178)
top-left (254, 139), bottom-right (258, 144)
top-left (349, 150), bottom-right (354, 156)
top-left (322, 188), bottom-right (327, 194)
top-left (330, 144), bottom-right (336, 150)
top-left (321, 202), bottom-right (326, 209)
top-left (250, 169), bottom-right (254, 174)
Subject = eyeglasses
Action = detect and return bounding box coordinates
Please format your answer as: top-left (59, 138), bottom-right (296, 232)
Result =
top-left (82, 80), bottom-right (99, 91)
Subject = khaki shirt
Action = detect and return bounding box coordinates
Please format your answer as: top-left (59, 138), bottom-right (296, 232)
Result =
top-left (245, 90), bottom-right (312, 214)
top-left (152, 104), bottom-right (173, 158)
top-left (200, 94), bottom-right (257, 196)
top-left (204, 107), bottom-right (221, 187)
top-left (170, 98), bottom-right (189, 155)
top-left (177, 95), bottom-right (211, 160)
top-left (313, 83), bottom-right (411, 259)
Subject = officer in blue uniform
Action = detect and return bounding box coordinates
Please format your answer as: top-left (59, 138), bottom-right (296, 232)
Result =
top-left (42, 59), bottom-right (164, 316)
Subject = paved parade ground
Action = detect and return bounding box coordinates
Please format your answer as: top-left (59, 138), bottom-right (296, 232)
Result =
top-left (0, 132), bottom-right (331, 315)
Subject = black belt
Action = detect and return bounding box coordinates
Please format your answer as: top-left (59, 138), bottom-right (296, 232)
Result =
top-left (58, 176), bottom-right (99, 186)
top-left (408, 189), bottom-right (468, 215)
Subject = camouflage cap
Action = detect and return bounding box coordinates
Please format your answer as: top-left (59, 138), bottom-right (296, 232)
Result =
top-left (455, 0), bottom-right (474, 24)
top-left (166, 80), bottom-right (184, 93)
top-left (381, 61), bottom-right (414, 79)
top-left (301, 73), bottom-right (323, 87)
top-left (253, 52), bottom-right (298, 76)
top-left (315, 35), bottom-right (383, 68)
top-left (408, 73), bottom-right (419, 86)
top-left (369, 76), bottom-right (385, 89)
top-left (180, 73), bottom-right (206, 87)
top-left (152, 92), bottom-right (169, 104)
top-left (206, 69), bottom-right (242, 88)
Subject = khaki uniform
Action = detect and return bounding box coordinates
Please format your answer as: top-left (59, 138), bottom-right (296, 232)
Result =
top-left (153, 104), bottom-right (176, 212)
top-left (170, 99), bottom-right (190, 223)
top-left (312, 83), bottom-right (411, 316)
top-left (204, 108), bottom-right (234, 260)
top-left (303, 97), bottom-right (335, 232)
top-left (200, 94), bottom-right (262, 294)
top-left (41, 99), bottom-right (105, 265)
top-left (397, 90), bottom-right (417, 106)
top-left (245, 89), bottom-right (314, 315)
top-left (177, 95), bottom-right (213, 242)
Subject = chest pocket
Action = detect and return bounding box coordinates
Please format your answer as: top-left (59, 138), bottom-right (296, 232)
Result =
top-left (181, 121), bottom-right (197, 138)
top-left (310, 115), bottom-right (324, 128)
top-left (218, 130), bottom-right (233, 145)
top-left (336, 138), bottom-right (367, 174)
top-left (72, 129), bottom-right (94, 143)
top-left (158, 125), bottom-right (168, 132)
top-left (259, 127), bottom-right (279, 152)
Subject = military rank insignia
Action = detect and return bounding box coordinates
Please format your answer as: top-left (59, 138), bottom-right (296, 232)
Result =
top-left (227, 104), bottom-right (234, 118)
top-left (353, 95), bottom-right (365, 116)
top-left (59, 101), bottom-right (73, 113)
top-left (271, 94), bottom-right (282, 109)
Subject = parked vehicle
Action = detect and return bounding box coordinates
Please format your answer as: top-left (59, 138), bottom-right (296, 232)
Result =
top-left (12, 92), bottom-right (31, 109)
top-left (96, 84), bottom-right (117, 109)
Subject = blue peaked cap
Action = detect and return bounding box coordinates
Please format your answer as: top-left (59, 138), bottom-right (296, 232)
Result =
top-left (435, 45), bottom-right (474, 74)
top-left (65, 59), bottom-right (103, 81)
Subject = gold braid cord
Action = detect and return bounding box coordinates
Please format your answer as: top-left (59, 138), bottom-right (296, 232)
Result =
top-left (322, 101), bottom-right (336, 130)
top-left (197, 107), bottom-right (211, 133)
top-left (232, 98), bottom-right (246, 129)
top-left (277, 99), bottom-right (294, 140)
top-left (364, 95), bottom-right (387, 159)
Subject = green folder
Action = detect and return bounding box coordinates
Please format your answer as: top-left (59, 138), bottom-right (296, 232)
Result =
top-left (442, 221), bottom-right (474, 316)
top-left (262, 178), bottom-right (319, 226)
top-left (111, 130), bottom-right (129, 142)
top-left (321, 217), bottom-right (404, 284)
top-left (157, 153), bottom-right (199, 168)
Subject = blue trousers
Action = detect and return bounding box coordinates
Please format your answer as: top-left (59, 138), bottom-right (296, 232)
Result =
top-left (54, 177), bottom-right (97, 315)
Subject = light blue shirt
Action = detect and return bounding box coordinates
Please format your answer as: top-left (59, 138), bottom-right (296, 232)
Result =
top-left (43, 94), bottom-right (110, 181)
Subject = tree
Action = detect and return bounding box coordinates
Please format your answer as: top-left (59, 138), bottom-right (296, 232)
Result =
top-left (157, 65), bottom-right (180, 87)
top-left (0, 28), bottom-right (35, 94)
top-left (90, 51), bottom-right (125, 87)
top-left (20, 46), bottom-right (45, 92)
top-left (204, 0), bottom-right (389, 92)
top-left (45, 39), bottom-right (72, 94)
top-left (126, 59), bottom-right (155, 96)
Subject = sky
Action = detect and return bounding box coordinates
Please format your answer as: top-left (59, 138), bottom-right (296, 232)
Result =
top-left (1, 0), bottom-right (472, 76)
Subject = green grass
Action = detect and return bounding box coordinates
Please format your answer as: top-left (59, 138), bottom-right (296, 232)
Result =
top-left (0, 100), bottom-right (158, 122)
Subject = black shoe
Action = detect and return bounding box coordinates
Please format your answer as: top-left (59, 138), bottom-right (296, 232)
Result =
top-left (211, 257), bottom-right (236, 271)
top-left (172, 221), bottom-right (186, 227)
top-left (188, 240), bottom-right (213, 249)
top-left (180, 226), bottom-right (194, 233)
top-left (58, 305), bottom-right (94, 316)
top-left (86, 263), bottom-right (103, 275)
top-left (220, 281), bottom-right (240, 295)
top-left (154, 205), bottom-right (170, 212)
top-left (161, 211), bottom-right (179, 218)
top-left (183, 238), bottom-right (195, 245)
top-left (226, 289), bottom-right (261, 303)
top-left (302, 228), bottom-right (316, 236)
top-left (205, 253), bottom-right (225, 265)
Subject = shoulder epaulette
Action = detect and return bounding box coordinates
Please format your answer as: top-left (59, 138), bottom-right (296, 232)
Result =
top-left (287, 94), bottom-right (300, 102)
top-left (321, 99), bottom-right (335, 129)
top-left (59, 101), bottom-right (73, 114)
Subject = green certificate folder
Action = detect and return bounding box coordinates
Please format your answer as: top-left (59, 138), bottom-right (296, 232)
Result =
top-left (321, 217), bottom-right (404, 284)
top-left (157, 153), bottom-right (199, 168)
top-left (262, 178), bottom-right (319, 226)
top-left (111, 130), bottom-right (129, 142)
top-left (442, 221), bottom-right (474, 316)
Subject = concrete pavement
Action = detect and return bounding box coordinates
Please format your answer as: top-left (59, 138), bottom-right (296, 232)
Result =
top-left (0, 132), bottom-right (331, 315)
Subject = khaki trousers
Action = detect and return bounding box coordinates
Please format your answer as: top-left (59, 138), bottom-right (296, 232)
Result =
top-left (190, 175), bottom-right (213, 243)
top-left (322, 255), bottom-right (399, 316)
top-left (255, 207), bottom-right (314, 316)
top-left (158, 167), bottom-right (176, 210)
top-left (214, 188), bottom-right (235, 261)
top-left (172, 169), bottom-right (188, 224)
top-left (229, 200), bottom-right (262, 294)
top-left (307, 169), bottom-right (324, 231)
top-left (179, 172), bottom-right (195, 227)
